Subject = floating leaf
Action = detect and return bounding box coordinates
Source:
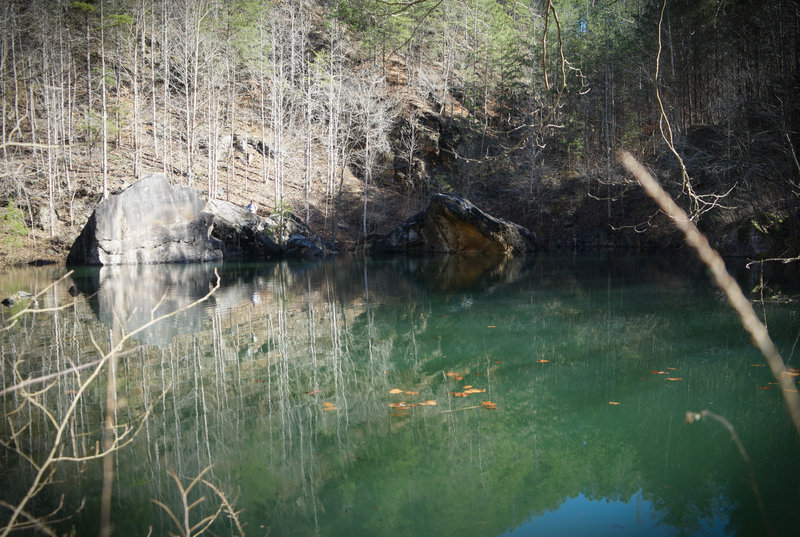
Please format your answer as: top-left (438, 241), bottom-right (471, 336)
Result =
top-left (536, 359), bottom-right (549, 363)
top-left (464, 388), bottom-right (486, 394)
top-left (608, 401), bottom-right (621, 405)
top-left (495, 361), bottom-right (502, 364)
top-left (481, 401), bottom-right (497, 410)
top-left (418, 400), bottom-right (438, 406)
top-left (667, 367), bottom-right (677, 370)
top-left (487, 325), bottom-right (496, 328)
top-left (650, 370), bottom-right (667, 375)
top-left (757, 385), bottom-right (773, 390)
top-left (749, 364), bottom-right (765, 367)
top-left (322, 402), bottom-right (337, 411)
top-left (666, 377), bottom-right (683, 381)
top-left (782, 371), bottom-right (800, 378)
top-left (406, 390), bottom-right (419, 395)
top-left (462, 385), bottom-right (473, 389)
top-left (389, 388), bottom-right (404, 394)
top-left (388, 401), bottom-right (407, 408)
top-left (451, 392), bottom-right (468, 398)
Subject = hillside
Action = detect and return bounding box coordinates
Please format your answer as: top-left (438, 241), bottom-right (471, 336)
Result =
top-left (1, 0), bottom-right (798, 268)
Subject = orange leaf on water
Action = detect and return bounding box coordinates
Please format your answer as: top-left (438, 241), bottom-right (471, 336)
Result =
top-left (451, 392), bottom-right (468, 398)
top-left (757, 385), bottom-right (773, 390)
top-left (666, 377), bottom-right (683, 381)
top-left (749, 364), bottom-right (765, 367)
top-left (487, 325), bottom-right (496, 328)
top-left (388, 401), bottom-right (407, 408)
top-left (389, 388), bottom-right (404, 394)
top-left (418, 400), bottom-right (438, 406)
top-left (608, 401), bottom-right (621, 405)
top-left (651, 370), bottom-right (667, 375)
top-left (667, 367), bottom-right (677, 370)
top-left (322, 402), bottom-right (337, 411)
top-left (481, 401), bottom-right (497, 410)
top-left (536, 359), bottom-right (549, 363)
top-left (405, 390), bottom-right (419, 395)
top-left (462, 385), bottom-right (473, 389)
top-left (464, 388), bottom-right (486, 394)
top-left (495, 361), bottom-right (502, 364)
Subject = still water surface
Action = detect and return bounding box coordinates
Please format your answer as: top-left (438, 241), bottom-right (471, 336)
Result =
top-left (1, 254), bottom-right (799, 537)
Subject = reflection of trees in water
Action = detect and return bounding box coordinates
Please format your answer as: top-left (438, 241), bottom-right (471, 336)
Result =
top-left (3, 257), bottom-right (799, 536)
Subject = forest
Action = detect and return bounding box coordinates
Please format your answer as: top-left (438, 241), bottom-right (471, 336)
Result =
top-left (0, 0), bottom-right (798, 264)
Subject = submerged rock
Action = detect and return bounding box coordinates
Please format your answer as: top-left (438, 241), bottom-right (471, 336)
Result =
top-left (2, 290), bottom-right (34, 307)
top-left (370, 193), bottom-right (535, 255)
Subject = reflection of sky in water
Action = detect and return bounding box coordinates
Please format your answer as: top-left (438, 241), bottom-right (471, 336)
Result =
top-left (504, 490), bottom-right (729, 537)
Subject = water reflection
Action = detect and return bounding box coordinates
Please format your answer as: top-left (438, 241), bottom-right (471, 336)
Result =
top-left (504, 490), bottom-right (728, 537)
top-left (2, 255), bottom-right (798, 537)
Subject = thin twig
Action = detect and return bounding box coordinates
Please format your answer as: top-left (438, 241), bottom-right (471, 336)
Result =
top-left (685, 410), bottom-right (772, 536)
top-left (440, 404), bottom-right (482, 413)
top-left (1, 271), bottom-right (75, 332)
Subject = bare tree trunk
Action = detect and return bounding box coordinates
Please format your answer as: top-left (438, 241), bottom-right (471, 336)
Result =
top-left (151, 0), bottom-right (158, 160)
top-left (162, 0), bottom-right (170, 174)
top-left (85, 10), bottom-right (92, 158)
top-left (101, 0), bottom-right (109, 199)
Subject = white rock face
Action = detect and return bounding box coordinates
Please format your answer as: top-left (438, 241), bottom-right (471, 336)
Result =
top-left (67, 174), bottom-right (222, 265)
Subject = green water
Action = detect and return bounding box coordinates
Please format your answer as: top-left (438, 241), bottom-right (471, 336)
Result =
top-left (1, 255), bottom-right (799, 537)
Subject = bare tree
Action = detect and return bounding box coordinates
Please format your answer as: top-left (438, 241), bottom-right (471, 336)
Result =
top-left (348, 67), bottom-right (394, 238)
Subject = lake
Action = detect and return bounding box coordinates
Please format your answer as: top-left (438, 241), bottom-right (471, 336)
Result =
top-left (1, 254), bottom-right (799, 537)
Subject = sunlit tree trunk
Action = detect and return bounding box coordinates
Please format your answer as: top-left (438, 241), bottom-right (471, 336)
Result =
top-left (101, 0), bottom-right (108, 199)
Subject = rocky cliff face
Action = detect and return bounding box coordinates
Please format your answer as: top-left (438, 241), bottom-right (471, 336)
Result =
top-left (370, 193), bottom-right (535, 255)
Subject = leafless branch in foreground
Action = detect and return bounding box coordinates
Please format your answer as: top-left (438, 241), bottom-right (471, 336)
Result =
top-left (618, 150), bottom-right (800, 438)
top-left (1, 269), bottom-right (222, 537)
top-left (152, 466), bottom-right (245, 537)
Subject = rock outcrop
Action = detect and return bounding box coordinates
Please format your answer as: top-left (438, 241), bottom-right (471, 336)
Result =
top-left (370, 193), bottom-right (535, 255)
top-left (67, 174), bottom-right (221, 265)
top-left (202, 199), bottom-right (281, 260)
top-left (67, 174), bottom-right (332, 266)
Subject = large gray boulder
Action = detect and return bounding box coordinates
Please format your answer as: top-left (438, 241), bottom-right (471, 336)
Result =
top-left (66, 174), bottom-right (330, 266)
top-left (370, 193), bottom-right (535, 255)
top-left (67, 174), bottom-right (222, 265)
